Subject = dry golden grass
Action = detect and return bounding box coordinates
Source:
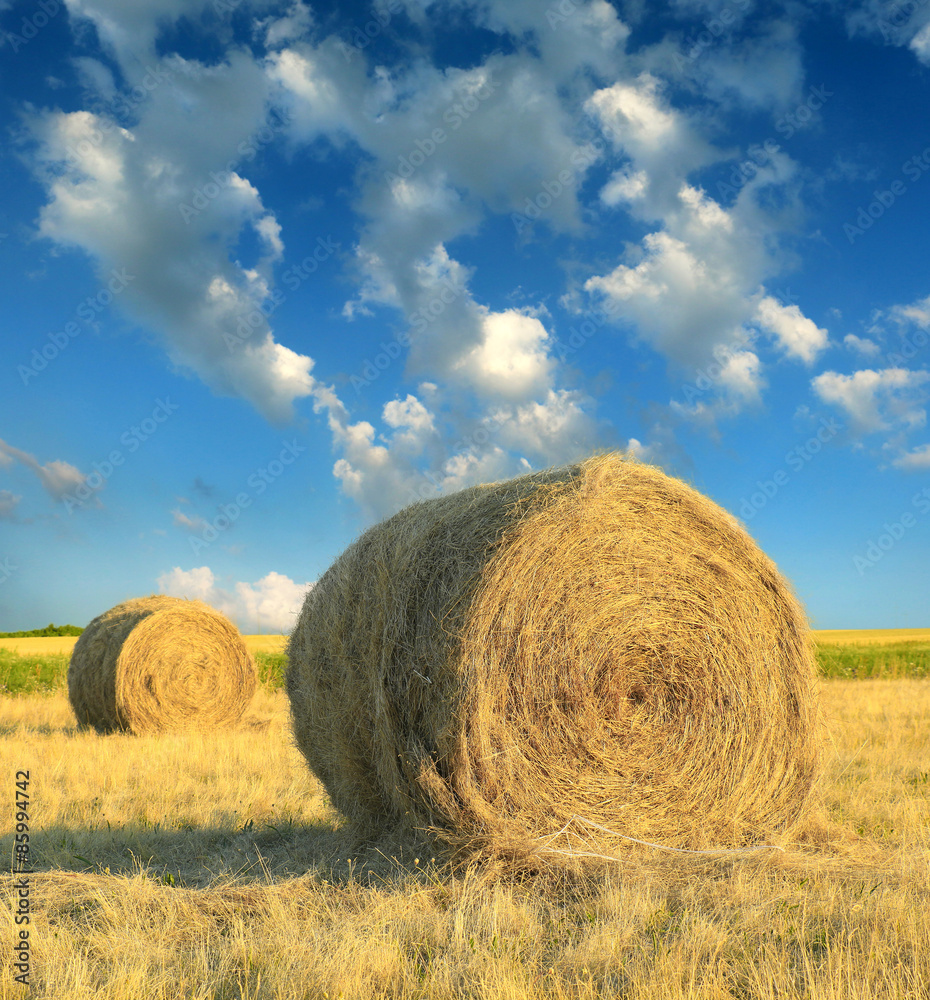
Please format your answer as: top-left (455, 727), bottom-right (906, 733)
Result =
top-left (1, 678), bottom-right (928, 998)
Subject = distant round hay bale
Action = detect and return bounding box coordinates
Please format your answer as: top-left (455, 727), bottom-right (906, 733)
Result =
top-left (286, 454), bottom-right (820, 861)
top-left (68, 596), bottom-right (257, 734)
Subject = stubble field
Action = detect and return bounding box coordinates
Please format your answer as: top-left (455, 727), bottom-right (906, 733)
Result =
top-left (1, 633), bottom-right (928, 998)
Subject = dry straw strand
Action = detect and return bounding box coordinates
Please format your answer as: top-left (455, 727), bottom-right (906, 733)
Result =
top-left (286, 453), bottom-right (821, 866)
top-left (68, 595), bottom-right (257, 734)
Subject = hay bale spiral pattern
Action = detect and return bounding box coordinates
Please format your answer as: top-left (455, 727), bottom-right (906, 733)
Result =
top-left (286, 454), bottom-right (820, 858)
top-left (68, 595), bottom-right (257, 734)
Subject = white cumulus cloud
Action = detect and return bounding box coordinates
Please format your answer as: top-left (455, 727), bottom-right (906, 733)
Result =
top-left (812, 367), bottom-right (930, 437)
top-left (157, 565), bottom-right (312, 634)
top-left (29, 49), bottom-right (324, 424)
top-left (844, 333), bottom-right (881, 357)
top-left (453, 310), bottom-right (554, 402)
top-left (754, 296), bottom-right (829, 364)
top-left (581, 94), bottom-right (824, 424)
top-left (893, 443), bottom-right (930, 470)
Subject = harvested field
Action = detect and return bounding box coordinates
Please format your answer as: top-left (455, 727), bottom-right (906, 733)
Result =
top-left (1, 677), bottom-right (927, 999)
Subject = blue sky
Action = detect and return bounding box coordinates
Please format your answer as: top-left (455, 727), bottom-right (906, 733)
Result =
top-left (1, 0), bottom-right (929, 632)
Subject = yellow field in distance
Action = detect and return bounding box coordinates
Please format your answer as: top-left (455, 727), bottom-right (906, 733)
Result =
top-left (242, 634), bottom-right (287, 653)
top-left (813, 628), bottom-right (930, 645)
top-left (1, 629), bottom-right (926, 657)
top-left (0, 634), bottom-right (289, 655)
top-left (0, 636), bottom-right (79, 654)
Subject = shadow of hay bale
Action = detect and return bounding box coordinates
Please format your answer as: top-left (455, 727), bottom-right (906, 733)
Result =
top-left (15, 818), bottom-right (445, 889)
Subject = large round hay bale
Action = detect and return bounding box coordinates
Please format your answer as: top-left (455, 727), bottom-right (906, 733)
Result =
top-left (68, 596), bottom-right (257, 734)
top-left (286, 454), bottom-right (820, 861)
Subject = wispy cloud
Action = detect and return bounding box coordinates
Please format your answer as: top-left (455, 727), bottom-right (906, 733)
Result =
top-left (171, 508), bottom-right (210, 533)
top-left (0, 437), bottom-right (87, 501)
top-left (0, 490), bottom-right (21, 520)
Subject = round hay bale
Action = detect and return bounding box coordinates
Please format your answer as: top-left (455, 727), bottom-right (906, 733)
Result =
top-left (68, 595), bottom-right (257, 734)
top-left (286, 454), bottom-right (820, 861)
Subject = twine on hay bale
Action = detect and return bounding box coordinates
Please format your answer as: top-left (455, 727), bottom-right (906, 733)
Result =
top-left (286, 453), bottom-right (821, 864)
top-left (68, 595), bottom-right (257, 734)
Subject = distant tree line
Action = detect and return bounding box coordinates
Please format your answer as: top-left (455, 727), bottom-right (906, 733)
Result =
top-left (0, 624), bottom-right (85, 637)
